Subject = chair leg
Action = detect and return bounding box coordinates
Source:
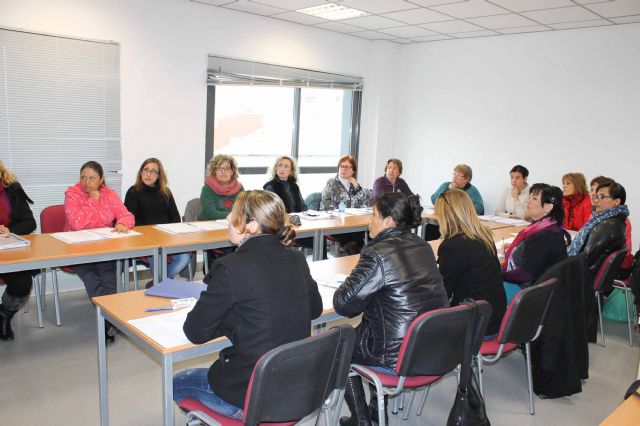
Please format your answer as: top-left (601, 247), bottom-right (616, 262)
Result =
top-left (623, 288), bottom-right (633, 346)
top-left (188, 258), bottom-right (194, 281)
top-left (132, 258), bottom-right (139, 291)
top-left (40, 270), bottom-right (47, 312)
top-left (416, 385), bottom-right (431, 416)
top-left (203, 252), bottom-right (209, 275)
top-left (403, 390), bottom-right (416, 420)
top-left (376, 385), bottom-right (386, 426)
top-left (34, 274), bottom-right (44, 328)
top-left (52, 270), bottom-right (61, 326)
top-left (525, 342), bottom-right (535, 415)
top-left (477, 356), bottom-right (485, 397)
top-left (596, 291), bottom-right (605, 347)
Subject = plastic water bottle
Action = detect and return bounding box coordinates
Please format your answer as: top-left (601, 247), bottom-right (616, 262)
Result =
top-left (338, 199), bottom-right (346, 216)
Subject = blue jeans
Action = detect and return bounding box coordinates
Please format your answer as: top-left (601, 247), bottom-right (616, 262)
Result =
top-left (173, 368), bottom-right (243, 419)
top-left (147, 252), bottom-right (191, 279)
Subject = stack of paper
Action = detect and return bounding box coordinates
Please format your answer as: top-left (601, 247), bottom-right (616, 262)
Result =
top-left (344, 208), bottom-right (373, 216)
top-left (128, 307), bottom-right (194, 348)
top-left (0, 233), bottom-right (30, 250)
top-left (302, 210), bottom-right (334, 221)
top-left (52, 228), bottom-right (142, 244)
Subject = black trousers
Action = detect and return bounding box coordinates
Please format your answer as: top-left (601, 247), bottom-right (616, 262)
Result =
top-left (74, 261), bottom-right (117, 299)
top-left (0, 271), bottom-right (36, 298)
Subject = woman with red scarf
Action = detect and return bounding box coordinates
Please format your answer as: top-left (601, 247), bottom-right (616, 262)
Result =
top-left (200, 155), bottom-right (244, 220)
top-left (503, 184), bottom-right (568, 303)
top-left (562, 172), bottom-right (592, 231)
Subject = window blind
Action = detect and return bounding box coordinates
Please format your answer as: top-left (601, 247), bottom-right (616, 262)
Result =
top-left (207, 55), bottom-right (363, 91)
top-left (0, 28), bottom-right (121, 232)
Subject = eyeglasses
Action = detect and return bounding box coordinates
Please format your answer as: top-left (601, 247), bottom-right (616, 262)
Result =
top-left (142, 167), bottom-right (159, 176)
top-left (593, 194), bottom-right (613, 201)
top-left (339, 165), bottom-right (353, 170)
top-left (215, 166), bottom-right (232, 172)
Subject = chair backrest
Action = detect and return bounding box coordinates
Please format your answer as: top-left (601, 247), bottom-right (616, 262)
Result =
top-left (242, 327), bottom-right (342, 426)
top-left (396, 304), bottom-right (481, 377)
top-left (498, 278), bottom-right (557, 345)
top-left (322, 324), bottom-right (356, 400)
top-left (593, 248), bottom-right (628, 293)
top-left (305, 192), bottom-right (322, 211)
top-left (183, 198), bottom-right (202, 222)
top-left (40, 205), bottom-right (66, 233)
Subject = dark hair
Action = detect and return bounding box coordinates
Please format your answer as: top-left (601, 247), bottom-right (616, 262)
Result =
top-left (530, 183), bottom-right (564, 224)
top-left (374, 193), bottom-right (423, 229)
top-left (80, 161), bottom-right (105, 186)
top-left (597, 181), bottom-right (626, 204)
top-left (510, 164), bottom-right (529, 178)
top-left (590, 175), bottom-right (614, 189)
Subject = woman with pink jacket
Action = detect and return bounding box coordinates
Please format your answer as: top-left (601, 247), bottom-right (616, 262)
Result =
top-left (64, 161), bottom-right (134, 341)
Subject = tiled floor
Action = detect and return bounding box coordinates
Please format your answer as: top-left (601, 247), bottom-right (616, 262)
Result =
top-left (1, 287), bottom-right (638, 425)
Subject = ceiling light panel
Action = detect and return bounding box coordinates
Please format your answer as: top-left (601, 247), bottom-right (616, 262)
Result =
top-left (297, 3), bottom-right (369, 20)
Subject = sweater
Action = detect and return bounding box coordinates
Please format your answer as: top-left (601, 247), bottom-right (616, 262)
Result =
top-left (371, 176), bottom-right (413, 198)
top-left (438, 235), bottom-right (506, 335)
top-left (183, 234), bottom-right (323, 408)
top-left (321, 177), bottom-right (372, 211)
top-left (495, 185), bottom-right (529, 219)
top-left (431, 182), bottom-right (484, 215)
top-left (563, 194), bottom-right (592, 231)
top-left (263, 177), bottom-right (307, 213)
top-left (124, 185), bottom-right (181, 226)
top-left (64, 183), bottom-right (134, 231)
top-left (2, 182), bottom-right (36, 235)
top-left (199, 184), bottom-right (244, 220)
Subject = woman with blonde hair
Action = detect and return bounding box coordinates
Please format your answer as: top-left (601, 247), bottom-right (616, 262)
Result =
top-left (0, 161), bottom-right (37, 340)
top-left (435, 188), bottom-right (505, 336)
top-left (562, 172), bottom-right (591, 231)
top-left (125, 158), bottom-right (191, 281)
top-left (173, 190), bottom-right (322, 418)
top-left (200, 154), bottom-right (244, 220)
top-left (263, 155), bottom-right (307, 213)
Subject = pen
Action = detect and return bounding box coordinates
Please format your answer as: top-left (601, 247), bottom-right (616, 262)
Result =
top-left (145, 307), bottom-right (176, 313)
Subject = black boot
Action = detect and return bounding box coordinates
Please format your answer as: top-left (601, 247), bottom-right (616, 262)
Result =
top-left (105, 320), bottom-right (117, 344)
top-left (368, 384), bottom-right (389, 426)
top-left (340, 376), bottom-right (372, 426)
top-left (0, 305), bottom-right (16, 340)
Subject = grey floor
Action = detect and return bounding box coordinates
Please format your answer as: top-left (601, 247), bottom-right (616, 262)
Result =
top-left (1, 285), bottom-right (638, 426)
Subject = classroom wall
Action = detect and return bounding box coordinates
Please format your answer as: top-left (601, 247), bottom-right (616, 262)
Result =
top-left (0, 0), bottom-right (398, 291)
top-left (394, 23), bottom-right (640, 244)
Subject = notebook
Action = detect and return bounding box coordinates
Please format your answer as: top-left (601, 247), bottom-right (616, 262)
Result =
top-left (144, 278), bottom-right (207, 300)
top-left (0, 233), bottom-right (30, 250)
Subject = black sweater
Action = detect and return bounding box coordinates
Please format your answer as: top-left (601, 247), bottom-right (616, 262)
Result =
top-left (5, 182), bottom-right (36, 235)
top-left (183, 234), bottom-right (323, 408)
top-left (438, 235), bottom-right (506, 336)
top-left (124, 185), bottom-right (181, 226)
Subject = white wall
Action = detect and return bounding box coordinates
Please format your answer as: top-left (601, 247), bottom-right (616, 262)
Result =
top-left (395, 23), bottom-right (640, 244)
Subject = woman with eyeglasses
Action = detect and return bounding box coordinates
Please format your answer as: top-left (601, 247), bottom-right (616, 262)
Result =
top-left (0, 161), bottom-right (37, 340)
top-left (65, 160), bottom-right (134, 341)
top-left (503, 184), bottom-right (567, 303)
top-left (334, 192), bottom-right (447, 426)
top-left (431, 164), bottom-right (484, 215)
top-left (124, 158), bottom-right (191, 282)
top-left (435, 188), bottom-right (506, 337)
top-left (561, 172), bottom-right (592, 231)
top-left (495, 164), bottom-right (530, 219)
top-left (200, 155), bottom-right (244, 221)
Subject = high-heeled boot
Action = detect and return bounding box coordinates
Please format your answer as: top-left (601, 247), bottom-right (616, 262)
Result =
top-left (339, 376), bottom-right (372, 426)
top-left (0, 292), bottom-right (28, 340)
top-left (368, 384), bottom-right (389, 426)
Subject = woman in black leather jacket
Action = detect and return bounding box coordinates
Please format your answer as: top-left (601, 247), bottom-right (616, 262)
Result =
top-left (567, 181), bottom-right (628, 341)
top-left (334, 193), bottom-right (448, 426)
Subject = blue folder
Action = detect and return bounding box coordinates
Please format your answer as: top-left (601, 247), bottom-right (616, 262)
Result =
top-left (144, 278), bottom-right (207, 300)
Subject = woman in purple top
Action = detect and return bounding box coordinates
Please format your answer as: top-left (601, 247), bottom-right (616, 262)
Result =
top-left (372, 158), bottom-right (413, 199)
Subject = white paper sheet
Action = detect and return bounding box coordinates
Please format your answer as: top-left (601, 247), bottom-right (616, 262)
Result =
top-left (301, 210), bottom-right (334, 221)
top-left (344, 208), bottom-right (372, 216)
top-left (51, 230), bottom-right (107, 244)
top-left (188, 221), bottom-right (228, 231)
top-left (153, 223), bottom-right (202, 234)
top-left (128, 306), bottom-right (194, 348)
top-left (90, 227), bottom-right (142, 238)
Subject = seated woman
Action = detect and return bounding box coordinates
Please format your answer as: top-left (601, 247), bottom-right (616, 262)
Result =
top-left (568, 181), bottom-right (628, 341)
top-left (64, 161), bottom-right (134, 341)
top-left (263, 155), bottom-right (307, 213)
top-left (334, 192), bottom-right (448, 426)
top-left (173, 190), bottom-right (322, 418)
top-left (503, 184), bottom-right (567, 303)
top-left (495, 164), bottom-right (529, 219)
top-left (431, 164), bottom-right (484, 215)
top-left (590, 176), bottom-right (633, 277)
top-left (372, 158), bottom-right (413, 198)
top-left (321, 155), bottom-right (372, 255)
top-left (124, 158), bottom-right (190, 282)
top-left (562, 172), bottom-right (591, 231)
top-left (435, 188), bottom-right (506, 337)
top-left (0, 161), bottom-right (37, 340)
top-left (200, 154), bottom-right (244, 220)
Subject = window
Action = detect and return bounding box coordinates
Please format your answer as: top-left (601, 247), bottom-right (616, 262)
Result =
top-left (205, 56), bottom-right (362, 199)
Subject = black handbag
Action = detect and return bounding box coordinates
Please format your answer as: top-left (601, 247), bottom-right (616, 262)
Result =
top-left (447, 301), bottom-right (491, 426)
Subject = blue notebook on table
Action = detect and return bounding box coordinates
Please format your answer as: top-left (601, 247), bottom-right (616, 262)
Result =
top-left (144, 278), bottom-right (207, 300)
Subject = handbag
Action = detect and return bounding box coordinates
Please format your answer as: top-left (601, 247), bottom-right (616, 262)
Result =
top-left (603, 288), bottom-right (633, 322)
top-left (447, 300), bottom-right (491, 426)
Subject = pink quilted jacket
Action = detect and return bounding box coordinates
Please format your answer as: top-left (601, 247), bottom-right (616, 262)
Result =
top-left (64, 183), bottom-right (134, 231)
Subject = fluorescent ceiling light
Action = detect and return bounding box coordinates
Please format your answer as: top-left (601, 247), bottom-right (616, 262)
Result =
top-left (297, 3), bottom-right (369, 21)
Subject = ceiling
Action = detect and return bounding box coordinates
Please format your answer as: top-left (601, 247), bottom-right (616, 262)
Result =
top-left (190, 0), bottom-right (640, 43)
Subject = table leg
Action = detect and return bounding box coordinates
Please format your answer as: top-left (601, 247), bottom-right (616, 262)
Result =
top-left (154, 248), bottom-right (162, 283)
top-left (116, 261), bottom-right (122, 293)
top-left (313, 230), bottom-right (323, 261)
top-left (97, 306), bottom-right (109, 426)
top-left (162, 354), bottom-right (174, 426)
top-left (123, 258), bottom-right (130, 292)
top-left (34, 273), bottom-right (44, 328)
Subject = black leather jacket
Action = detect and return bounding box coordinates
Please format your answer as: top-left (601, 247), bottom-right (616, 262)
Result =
top-left (582, 213), bottom-right (627, 273)
top-left (333, 228), bottom-right (448, 369)
top-left (5, 182), bottom-right (36, 235)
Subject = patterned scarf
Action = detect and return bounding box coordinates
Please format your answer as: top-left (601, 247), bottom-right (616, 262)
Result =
top-left (502, 216), bottom-right (558, 272)
top-left (567, 204), bottom-right (629, 256)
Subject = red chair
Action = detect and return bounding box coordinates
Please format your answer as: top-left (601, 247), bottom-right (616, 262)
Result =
top-left (593, 249), bottom-right (628, 347)
top-left (351, 302), bottom-right (491, 426)
top-left (476, 278), bottom-right (557, 415)
top-left (180, 326), bottom-right (347, 426)
top-left (39, 205), bottom-right (66, 326)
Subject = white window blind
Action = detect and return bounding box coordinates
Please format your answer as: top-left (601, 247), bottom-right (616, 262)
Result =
top-left (0, 28), bottom-right (121, 232)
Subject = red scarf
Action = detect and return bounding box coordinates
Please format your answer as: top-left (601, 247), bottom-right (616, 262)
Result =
top-left (563, 193), bottom-right (588, 222)
top-left (205, 176), bottom-right (242, 196)
top-left (0, 183), bottom-right (11, 226)
top-left (502, 217), bottom-right (557, 272)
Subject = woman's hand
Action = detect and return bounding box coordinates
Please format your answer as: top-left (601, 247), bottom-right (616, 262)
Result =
top-left (448, 182), bottom-right (457, 189)
top-left (113, 223), bottom-right (129, 234)
top-left (511, 187), bottom-right (520, 200)
top-left (348, 177), bottom-right (359, 188)
top-left (0, 224), bottom-right (10, 235)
